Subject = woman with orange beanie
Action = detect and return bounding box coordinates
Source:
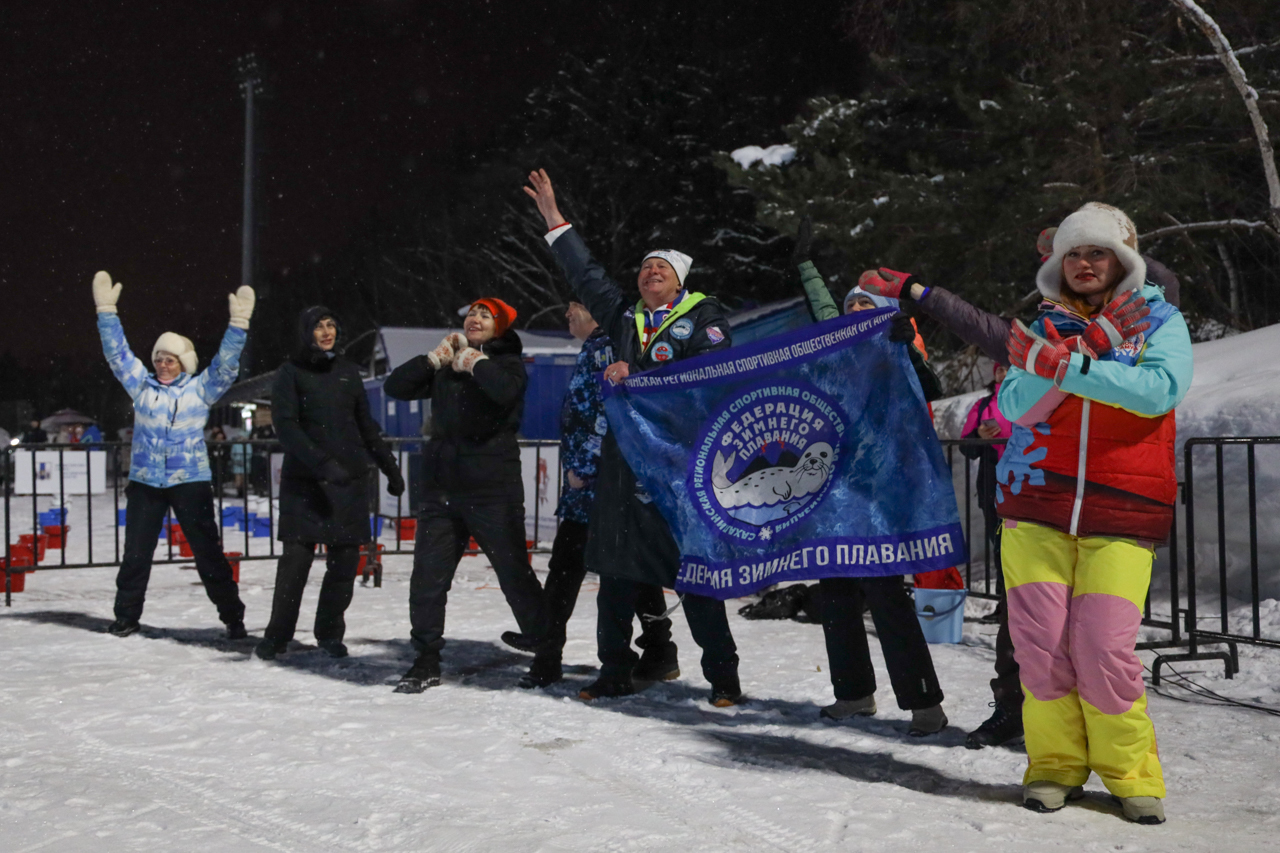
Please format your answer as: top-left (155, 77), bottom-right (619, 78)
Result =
top-left (383, 297), bottom-right (551, 692)
top-left (996, 203), bottom-right (1191, 824)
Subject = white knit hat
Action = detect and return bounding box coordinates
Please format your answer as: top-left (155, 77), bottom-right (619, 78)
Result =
top-left (152, 332), bottom-right (198, 375)
top-left (641, 249), bottom-right (693, 285)
top-left (1035, 202), bottom-right (1147, 301)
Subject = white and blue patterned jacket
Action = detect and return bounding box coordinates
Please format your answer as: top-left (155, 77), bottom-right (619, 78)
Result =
top-left (98, 313), bottom-right (246, 488)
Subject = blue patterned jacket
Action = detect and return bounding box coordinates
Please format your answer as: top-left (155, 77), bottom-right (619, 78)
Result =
top-left (555, 328), bottom-right (613, 524)
top-left (98, 313), bottom-right (246, 487)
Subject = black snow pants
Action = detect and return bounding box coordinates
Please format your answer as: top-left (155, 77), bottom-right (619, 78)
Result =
top-left (115, 480), bottom-right (245, 624)
top-left (819, 575), bottom-right (944, 710)
top-left (597, 575), bottom-right (738, 685)
top-left (409, 495), bottom-right (549, 653)
top-left (543, 519), bottom-right (673, 656)
top-left (989, 543), bottom-right (1023, 710)
top-left (263, 542), bottom-right (362, 644)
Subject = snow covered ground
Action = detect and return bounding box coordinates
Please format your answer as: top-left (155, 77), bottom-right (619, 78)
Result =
top-left (3, 555), bottom-right (1278, 852)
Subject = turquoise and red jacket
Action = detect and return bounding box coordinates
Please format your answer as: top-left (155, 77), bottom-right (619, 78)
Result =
top-left (994, 284), bottom-right (1192, 542)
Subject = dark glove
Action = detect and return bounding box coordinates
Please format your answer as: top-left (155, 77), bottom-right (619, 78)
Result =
top-left (385, 466), bottom-right (406, 497)
top-left (319, 458), bottom-right (353, 486)
top-left (792, 215), bottom-right (813, 267)
top-left (889, 312), bottom-right (917, 344)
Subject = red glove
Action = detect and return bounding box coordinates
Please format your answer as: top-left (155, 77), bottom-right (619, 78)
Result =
top-left (1008, 318), bottom-right (1076, 385)
top-left (1080, 291), bottom-right (1151, 357)
top-left (857, 268), bottom-right (917, 300)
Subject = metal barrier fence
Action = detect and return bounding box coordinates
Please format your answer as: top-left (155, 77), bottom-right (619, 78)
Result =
top-left (939, 438), bottom-right (1003, 600)
top-left (1146, 436), bottom-right (1280, 683)
top-left (7, 433), bottom-right (1278, 672)
top-left (2, 438), bottom-right (561, 604)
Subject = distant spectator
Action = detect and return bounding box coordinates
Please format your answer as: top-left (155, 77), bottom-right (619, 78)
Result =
top-left (80, 424), bottom-right (103, 443)
top-left (20, 419), bottom-right (48, 444)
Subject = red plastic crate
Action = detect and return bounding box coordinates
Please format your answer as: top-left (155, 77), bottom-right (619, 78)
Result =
top-left (18, 534), bottom-right (47, 563)
top-left (3, 555), bottom-right (34, 593)
top-left (357, 543), bottom-right (386, 572)
top-left (225, 551), bottom-right (242, 583)
top-left (42, 525), bottom-right (68, 549)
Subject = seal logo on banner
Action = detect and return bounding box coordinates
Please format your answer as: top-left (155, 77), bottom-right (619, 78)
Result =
top-left (689, 381), bottom-right (846, 540)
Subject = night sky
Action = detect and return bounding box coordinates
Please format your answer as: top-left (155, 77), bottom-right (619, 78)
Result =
top-left (3, 1), bottom-right (856, 371)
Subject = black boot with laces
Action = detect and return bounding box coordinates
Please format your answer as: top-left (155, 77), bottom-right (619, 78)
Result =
top-left (965, 702), bottom-right (1024, 749)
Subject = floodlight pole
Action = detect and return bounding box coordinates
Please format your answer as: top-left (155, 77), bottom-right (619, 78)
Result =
top-left (236, 54), bottom-right (263, 291)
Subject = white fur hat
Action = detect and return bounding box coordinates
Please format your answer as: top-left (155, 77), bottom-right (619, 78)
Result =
top-left (641, 249), bottom-right (693, 285)
top-left (1035, 202), bottom-right (1147, 301)
top-left (152, 332), bottom-right (198, 375)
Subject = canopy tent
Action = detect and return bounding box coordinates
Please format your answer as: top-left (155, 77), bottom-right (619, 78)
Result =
top-left (40, 409), bottom-right (97, 429)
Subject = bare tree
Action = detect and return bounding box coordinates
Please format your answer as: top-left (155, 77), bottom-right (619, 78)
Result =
top-left (1167, 0), bottom-right (1280, 234)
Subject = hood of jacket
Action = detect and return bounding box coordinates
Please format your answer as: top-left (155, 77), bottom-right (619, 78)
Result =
top-left (480, 327), bottom-right (523, 358)
top-left (294, 305), bottom-right (344, 367)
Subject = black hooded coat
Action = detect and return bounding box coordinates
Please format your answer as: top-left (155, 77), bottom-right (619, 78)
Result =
top-left (272, 306), bottom-right (401, 544)
top-left (382, 327), bottom-right (527, 503)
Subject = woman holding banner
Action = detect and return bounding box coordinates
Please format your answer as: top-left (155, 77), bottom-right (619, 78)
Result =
top-left (93, 271), bottom-right (253, 639)
top-left (994, 203), bottom-right (1189, 824)
top-left (524, 168), bottom-right (743, 706)
top-left (383, 298), bottom-right (552, 693)
top-left (792, 225), bottom-right (949, 737)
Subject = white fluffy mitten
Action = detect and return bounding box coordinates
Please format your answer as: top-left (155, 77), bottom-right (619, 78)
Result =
top-left (93, 271), bottom-right (122, 313)
top-left (427, 336), bottom-right (458, 370)
top-left (452, 347), bottom-right (489, 374)
top-left (446, 332), bottom-right (469, 352)
top-left (228, 286), bottom-right (256, 329)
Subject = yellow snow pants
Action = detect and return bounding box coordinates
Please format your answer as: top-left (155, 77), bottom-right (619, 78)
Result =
top-left (1002, 520), bottom-right (1165, 798)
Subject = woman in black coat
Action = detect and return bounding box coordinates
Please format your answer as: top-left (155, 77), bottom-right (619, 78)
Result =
top-left (255, 306), bottom-right (405, 660)
top-left (383, 297), bottom-right (550, 692)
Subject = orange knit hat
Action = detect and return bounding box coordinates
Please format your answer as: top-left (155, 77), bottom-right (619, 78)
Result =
top-left (470, 297), bottom-right (517, 337)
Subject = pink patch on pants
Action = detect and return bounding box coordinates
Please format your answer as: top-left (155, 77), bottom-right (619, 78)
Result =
top-left (1070, 593), bottom-right (1145, 715)
top-left (1007, 581), bottom-right (1075, 701)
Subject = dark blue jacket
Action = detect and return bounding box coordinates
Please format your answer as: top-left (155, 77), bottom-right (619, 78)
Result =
top-left (555, 328), bottom-right (613, 524)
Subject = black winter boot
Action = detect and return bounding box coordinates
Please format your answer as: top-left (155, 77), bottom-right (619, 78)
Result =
top-left (255, 638), bottom-right (288, 660)
top-left (709, 674), bottom-right (742, 708)
top-left (518, 654), bottom-right (563, 689)
top-left (225, 620), bottom-right (248, 640)
top-left (500, 630), bottom-right (538, 653)
top-left (395, 651), bottom-right (441, 693)
top-left (634, 641), bottom-right (680, 682)
top-left (317, 639), bottom-right (349, 658)
top-left (107, 618), bottom-right (140, 637)
top-left (965, 702), bottom-right (1024, 749)
top-left (579, 670), bottom-right (635, 701)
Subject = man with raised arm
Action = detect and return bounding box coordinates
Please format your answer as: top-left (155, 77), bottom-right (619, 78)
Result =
top-left (523, 169), bottom-right (742, 705)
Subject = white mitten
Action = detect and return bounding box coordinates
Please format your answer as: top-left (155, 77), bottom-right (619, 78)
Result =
top-left (93, 271), bottom-right (122, 314)
top-left (452, 347), bottom-right (489, 374)
top-left (228, 286), bottom-right (256, 329)
top-left (446, 332), bottom-right (470, 351)
top-left (426, 336), bottom-right (458, 370)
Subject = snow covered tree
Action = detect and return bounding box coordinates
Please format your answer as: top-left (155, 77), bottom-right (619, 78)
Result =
top-left (726, 0), bottom-right (1280, 352)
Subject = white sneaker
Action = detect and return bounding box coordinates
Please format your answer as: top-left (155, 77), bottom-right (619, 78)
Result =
top-left (908, 704), bottom-right (948, 736)
top-left (1119, 796), bottom-right (1166, 825)
top-left (1023, 780), bottom-right (1085, 812)
top-left (820, 695), bottom-right (876, 720)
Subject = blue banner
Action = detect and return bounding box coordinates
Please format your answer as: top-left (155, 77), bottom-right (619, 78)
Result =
top-left (602, 308), bottom-right (967, 600)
